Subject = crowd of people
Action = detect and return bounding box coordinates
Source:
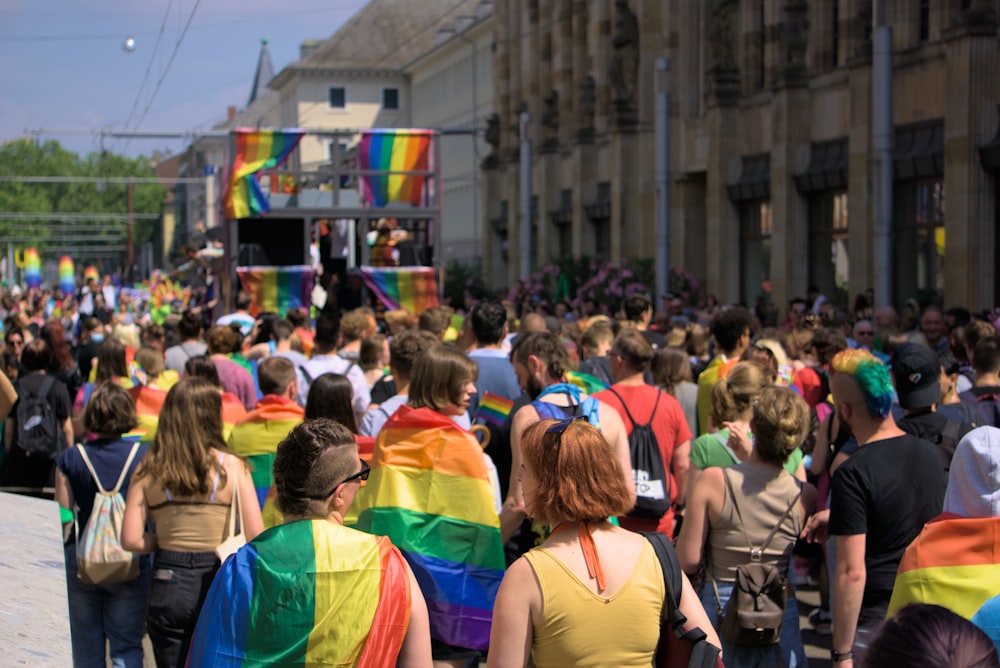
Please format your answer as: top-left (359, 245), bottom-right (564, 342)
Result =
top-left (1, 274), bottom-right (999, 667)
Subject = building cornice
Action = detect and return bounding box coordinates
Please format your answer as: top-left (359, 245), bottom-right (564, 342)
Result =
top-left (270, 67), bottom-right (404, 90)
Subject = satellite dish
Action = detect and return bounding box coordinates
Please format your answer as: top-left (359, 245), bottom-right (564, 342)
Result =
top-left (122, 36), bottom-right (136, 53)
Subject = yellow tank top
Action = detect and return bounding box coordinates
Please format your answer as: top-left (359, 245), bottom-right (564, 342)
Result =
top-left (523, 541), bottom-right (662, 668)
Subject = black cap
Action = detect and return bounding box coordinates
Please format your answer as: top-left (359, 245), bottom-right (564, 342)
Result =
top-left (891, 343), bottom-right (941, 409)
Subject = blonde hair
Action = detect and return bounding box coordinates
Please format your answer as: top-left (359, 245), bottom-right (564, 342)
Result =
top-left (111, 322), bottom-right (141, 349)
top-left (711, 360), bottom-right (773, 427)
top-left (751, 386), bottom-right (810, 465)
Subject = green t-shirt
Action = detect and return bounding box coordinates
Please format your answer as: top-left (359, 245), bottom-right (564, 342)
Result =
top-left (690, 429), bottom-right (803, 475)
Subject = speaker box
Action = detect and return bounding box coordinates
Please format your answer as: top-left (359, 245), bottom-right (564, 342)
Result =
top-left (237, 217), bottom-right (307, 266)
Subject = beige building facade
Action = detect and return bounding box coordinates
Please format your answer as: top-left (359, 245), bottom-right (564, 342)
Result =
top-left (485, 0), bottom-right (1000, 312)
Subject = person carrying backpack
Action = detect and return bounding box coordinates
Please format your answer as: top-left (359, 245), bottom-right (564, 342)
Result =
top-left (54, 383), bottom-right (150, 668)
top-left (959, 335), bottom-right (1000, 428)
top-left (677, 386), bottom-right (818, 667)
top-left (594, 329), bottom-right (692, 536)
top-left (0, 339), bottom-right (73, 496)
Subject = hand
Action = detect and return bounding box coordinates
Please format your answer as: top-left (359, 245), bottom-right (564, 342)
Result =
top-left (801, 508), bottom-right (830, 543)
top-left (722, 421), bottom-right (753, 461)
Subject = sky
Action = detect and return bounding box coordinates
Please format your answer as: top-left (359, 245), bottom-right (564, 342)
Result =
top-left (0, 0), bottom-right (368, 159)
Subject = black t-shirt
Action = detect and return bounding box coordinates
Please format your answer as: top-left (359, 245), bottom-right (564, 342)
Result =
top-left (829, 434), bottom-right (945, 610)
top-left (12, 372), bottom-right (73, 424)
top-left (896, 409), bottom-right (973, 473)
top-left (370, 376), bottom-right (398, 406)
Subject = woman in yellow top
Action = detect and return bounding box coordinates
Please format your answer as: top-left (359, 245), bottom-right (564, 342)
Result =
top-left (488, 418), bottom-right (720, 668)
top-left (122, 378), bottom-right (264, 668)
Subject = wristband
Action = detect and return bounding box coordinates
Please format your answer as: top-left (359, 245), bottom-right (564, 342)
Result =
top-left (831, 650), bottom-right (853, 662)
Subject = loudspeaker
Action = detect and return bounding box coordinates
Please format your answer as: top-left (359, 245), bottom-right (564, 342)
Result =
top-left (237, 218), bottom-right (307, 266)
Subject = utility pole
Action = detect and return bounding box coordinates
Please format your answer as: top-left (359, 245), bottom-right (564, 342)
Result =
top-left (519, 111), bottom-right (532, 279)
top-left (655, 58), bottom-right (671, 304)
top-left (126, 181), bottom-right (135, 282)
top-left (872, 0), bottom-right (894, 308)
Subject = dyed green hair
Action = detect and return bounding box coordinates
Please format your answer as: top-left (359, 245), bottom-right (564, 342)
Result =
top-left (831, 349), bottom-right (893, 419)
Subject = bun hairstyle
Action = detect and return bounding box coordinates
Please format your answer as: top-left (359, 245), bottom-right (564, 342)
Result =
top-left (750, 386), bottom-right (810, 466)
top-left (710, 360), bottom-right (773, 428)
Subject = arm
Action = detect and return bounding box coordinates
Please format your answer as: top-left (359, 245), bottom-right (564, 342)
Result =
top-left (671, 439), bottom-right (691, 506)
top-left (674, 467), bottom-right (720, 574)
top-left (809, 413), bottom-right (832, 476)
top-left (793, 460), bottom-right (807, 483)
top-left (3, 417), bottom-right (12, 452)
top-left (237, 461), bottom-right (265, 541)
top-left (487, 557), bottom-right (537, 668)
top-left (63, 417), bottom-right (73, 448)
top-left (600, 404), bottom-right (636, 504)
top-left (678, 567), bottom-right (723, 653)
top-left (396, 562), bottom-right (432, 667)
top-left (121, 477), bottom-right (157, 554)
top-left (832, 533), bottom-right (867, 668)
top-left (54, 467), bottom-right (75, 511)
top-left (500, 406), bottom-right (536, 543)
top-left (0, 371), bottom-right (16, 422)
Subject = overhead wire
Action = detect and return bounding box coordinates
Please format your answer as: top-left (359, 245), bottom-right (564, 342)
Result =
top-left (121, 0), bottom-right (176, 144)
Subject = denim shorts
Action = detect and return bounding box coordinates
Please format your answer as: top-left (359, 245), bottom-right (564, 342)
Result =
top-left (146, 550), bottom-right (219, 668)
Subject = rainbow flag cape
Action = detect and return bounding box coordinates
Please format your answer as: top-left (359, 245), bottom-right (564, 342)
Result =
top-left (23, 248), bottom-right (41, 288)
top-left (476, 392), bottom-right (515, 428)
top-left (228, 396), bottom-right (304, 509)
top-left (58, 256), bottom-right (74, 294)
top-left (888, 513), bottom-right (1000, 619)
top-left (187, 519), bottom-right (411, 667)
top-left (128, 386), bottom-right (167, 443)
top-left (359, 266), bottom-right (439, 315)
top-left (237, 265), bottom-right (314, 317)
top-left (358, 129), bottom-right (433, 207)
top-left (224, 128), bottom-right (305, 219)
top-left (353, 405), bottom-right (504, 651)
top-left (566, 369), bottom-right (609, 394)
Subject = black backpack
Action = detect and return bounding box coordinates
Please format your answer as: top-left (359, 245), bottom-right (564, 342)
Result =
top-left (608, 388), bottom-right (671, 518)
top-left (959, 389), bottom-right (1000, 428)
top-left (16, 376), bottom-right (64, 458)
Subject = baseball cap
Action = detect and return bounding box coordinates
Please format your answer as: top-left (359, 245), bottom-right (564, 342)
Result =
top-left (891, 343), bottom-right (941, 409)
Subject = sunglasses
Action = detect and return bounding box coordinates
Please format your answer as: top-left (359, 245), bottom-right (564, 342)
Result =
top-left (308, 459), bottom-right (370, 500)
top-left (544, 415), bottom-right (588, 448)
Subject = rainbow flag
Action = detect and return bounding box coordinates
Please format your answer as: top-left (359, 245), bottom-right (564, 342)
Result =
top-left (358, 129), bottom-right (433, 207)
top-left (128, 386), bottom-right (167, 443)
top-left (228, 396), bottom-right (304, 510)
top-left (566, 369), bottom-right (609, 394)
top-left (58, 256), bottom-right (74, 294)
top-left (23, 248), bottom-right (40, 288)
top-left (888, 513), bottom-right (1000, 619)
top-left (225, 128), bottom-right (305, 219)
top-left (476, 392), bottom-right (515, 428)
top-left (353, 405), bottom-right (504, 651)
top-left (83, 265), bottom-right (100, 284)
top-left (237, 265), bottom-right (314, 318)
top-left (359, 266), bottom-right (439, 315)
top-left (187, 519), bottom-right (411, 667)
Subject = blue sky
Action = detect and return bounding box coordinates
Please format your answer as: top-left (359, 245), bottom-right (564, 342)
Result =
top-left (0, 0), bottom-right (367, 159)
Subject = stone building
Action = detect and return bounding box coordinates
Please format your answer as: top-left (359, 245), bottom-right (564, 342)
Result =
top-left (485, 0), bottom-right (1000, 312)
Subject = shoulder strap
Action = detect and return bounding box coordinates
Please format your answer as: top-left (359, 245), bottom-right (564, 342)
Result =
top-left (39, 375), bottom-right (56, 399)
top-left (112, 443), bottom-right (142, 493)
top-left (941, 418), bottom-right (962, 444)
top-left (76, 444), bottom-right (105, 493)
top-left (606, 387), bottom-right (636, 426)
top-left (721, 468), bottom-right (801, 560)
top-left (299, 364), bottom-right (314, 385)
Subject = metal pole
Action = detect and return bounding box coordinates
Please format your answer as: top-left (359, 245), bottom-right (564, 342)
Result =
top-left (519, 111), bottom-right (532, 279)
top-left (435, 131), bottom-right (446, 303)
top-left (126, 181), bottom-right (134, 282)
top-left (655, 58), bottom-right (671, 304)
top-left (872, 0), bottom-right (894, 309)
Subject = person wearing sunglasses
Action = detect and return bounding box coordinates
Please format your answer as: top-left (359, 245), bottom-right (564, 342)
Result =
top-left (488, 417), bottom-right (720, 667)
top-left (187, 419), bottom-right (432, 666)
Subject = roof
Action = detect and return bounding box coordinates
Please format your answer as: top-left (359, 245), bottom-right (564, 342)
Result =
top-left (248, 39), bottom-right (276, 106)
top-left (271, 0), bottom-right (479, 87)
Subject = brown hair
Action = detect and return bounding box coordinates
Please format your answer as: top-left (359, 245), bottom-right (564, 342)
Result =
top-left (418, 306), bottom-right (453, 339)
top-left (710, 360), bottom-right (773, 427)
top-left (95, 338), bottom-right (129, 383)
top-left (611, 328), bottom-right (654, 371)
top-left (750, 386), bottom-right (810, 466)
top-left (273, 419), bottom-right (357, 518)
top-left (133, 378), bottom-right (231, 496)
top-left (359, 334), bottom-right (387, 372)
top-left (304, 373), bottom-right (358, 433)
top-left (520, 419), bottom-right (633, 524)
top-left (580, 321), bottom-right (614, 357)
top-left (511, 331), bottom-right (571, 381)
top-left (408, 344), bottom-right (477, 413)
top-left (341, 309), bottom-right (375, 343)
top-left (42, 319), bottom-right (75, 371)
top-left (83, 382), bottom-right (138, 436)
top-left (864, 604), bottom-right (1000, 668)
top-left (134, 345), bottom-right (164, 378)
top-left (652, 347), bottom-right (692, 394)
top-left (205, 325), bottom-right (237, 355)
top-left (257, 356), bottom-right (297, 396)
top-left (389, 329), bottom-right (437, 381)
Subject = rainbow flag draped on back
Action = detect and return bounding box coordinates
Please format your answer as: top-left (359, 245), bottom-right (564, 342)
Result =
top-left (353, 405), bottom-right (504, 651)
top-left (237, 265), bottom-right (313, 317)
top-left (358, 129), bottom-right (433, 207)
top-left (887, 513), bottom-right (1000, 619)
top-left (225, 128), bottom-right (305, 219)
top-left (359, 266), bottom-right (439, 315)
top-left (187, 519), bottom-right (411, 667)
top-left (228, 396), bottom-right (304, 509)
top-left (566, 369), bottom-right (609, 394)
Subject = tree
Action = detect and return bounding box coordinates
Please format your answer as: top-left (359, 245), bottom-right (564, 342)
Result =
top-left (0, 138), bottom-right (166, 266)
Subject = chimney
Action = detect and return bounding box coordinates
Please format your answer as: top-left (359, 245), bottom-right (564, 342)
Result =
top-left (300, 40), bottom-right (321, 60)
top-left (228, 105), bottom-right (237, 121)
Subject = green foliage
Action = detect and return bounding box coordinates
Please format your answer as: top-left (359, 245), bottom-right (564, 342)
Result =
top-left (444, 260), bottom-right (492, 308)
top-left (0, 138), bottom-right (165, 259)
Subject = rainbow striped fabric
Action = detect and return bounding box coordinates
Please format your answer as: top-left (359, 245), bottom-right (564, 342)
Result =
top-left (225, 128), bottom-right (305, 219)
top-left (358, 129), bottom-right (433, 207)
top-left (128, 386), bottom-right (246, 444)
top-left (358, 266), bottom-right (439, 315)
top-left (228, 396), bottom-right (304, 509)
top-left (476, 392), bottom-right (515, 428)
top-left (237, 265), bottom-right (314, 318)
top-left (353, 405), bottom-right (504, 651)
top-left (23, 248), bottom-right (40, 288)
top-left (566, 369), bottom-right (609, 394)
top-left (83, 266), bottom-right (100, 284)
top-left (59, 256), bottom-right (74, 294)
top-left (187, 519), bottom-right (411, 667)
top-left (888, 513), bottom-right (1000, 619)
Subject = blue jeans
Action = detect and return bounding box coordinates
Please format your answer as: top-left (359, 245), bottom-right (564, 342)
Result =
top-left (65, 544), bottom-right (151, 668)
top-left (700, 580), bottom-right (807, 668)
top-left (146, 550), bottom-right (219, 668)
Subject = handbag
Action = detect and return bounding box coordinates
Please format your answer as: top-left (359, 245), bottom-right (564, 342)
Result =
top-left (215, 465), bottom-right (246, 562)
top-left (643, 532), bottom-right (724, 668)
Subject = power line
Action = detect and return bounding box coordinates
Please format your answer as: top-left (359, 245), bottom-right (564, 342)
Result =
top-left (122, 0), bottom-right (176, 137)
top-left (0, 212), bottom-right (160, 220)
